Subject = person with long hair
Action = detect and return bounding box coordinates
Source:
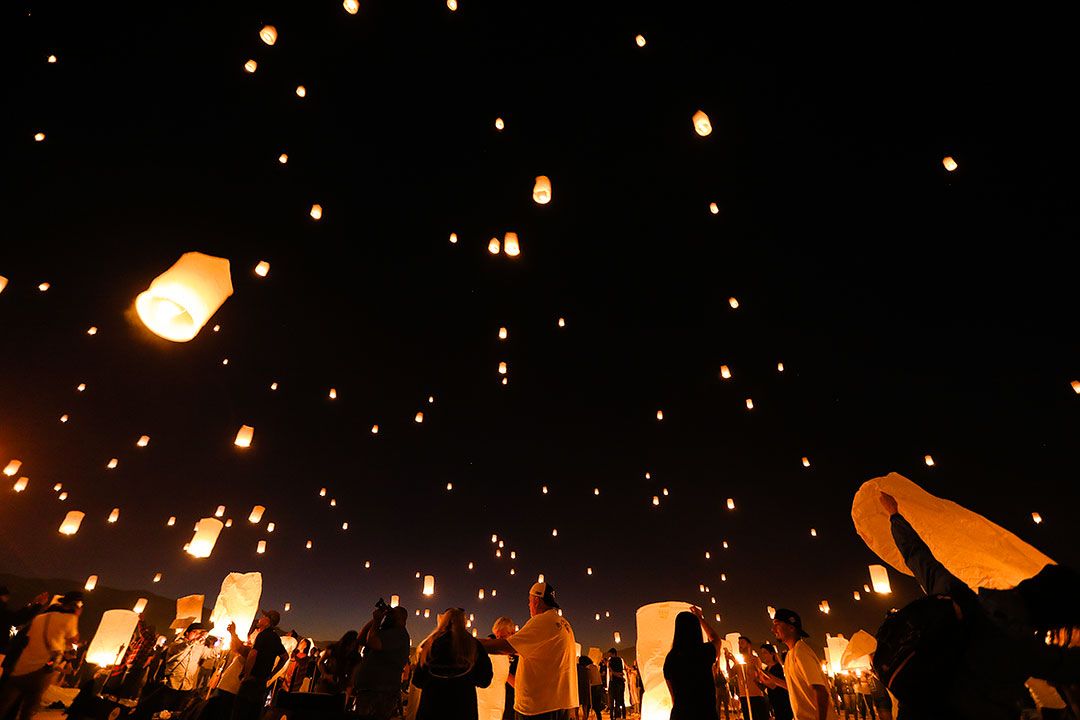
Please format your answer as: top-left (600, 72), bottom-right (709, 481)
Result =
top-left (664, 606), bottom-right (723, 720)
top-left (412, 608), bottom-right (493, 719)
top-left (316, 630), bottom-right (359, 694)
top-left (757, 643), bottom-right (793, 720)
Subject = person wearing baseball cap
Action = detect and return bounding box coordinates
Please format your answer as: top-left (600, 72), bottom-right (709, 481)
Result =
top-left (767, 608), bottom-right (836, 720)
top-left (480, 582), bottom-right (578, 719)
top-left (232, 609), bottom-right (288, 720)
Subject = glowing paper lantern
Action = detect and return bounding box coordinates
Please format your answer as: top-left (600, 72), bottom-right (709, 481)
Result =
top-left (488, 237), bottom-right (501, 254)
top-left (423, 575), bottom-right (435, 596)
top-left (77, 383), bottom-right (86, 391)
top-left (209, 572), bottom-right (262, 643)
top-left (343, 0), bottom-right (359, 14)
top-left (296, 85), bottom-right (307, 98)
top-left (58, 492), bottom-right (68, 501)
top-left (1071, 380), bottom-right (1080, 394)
top-left (235, 425), bottom-right (254, 448)
top-left (135, 252), bottom-right (233, 342)
top-left (284, 602), bottom-right (291, 611)
top-left (133, 598), bottom-right (148, 614)
top-left (494, 117), bottom-right (504, 130)
top-left (478, 589), bottom-right (485, 600)
top-left (85, 575), bottom-right (98, 591)
top-left (869, 564), bottom-right (891, 594)
top-left (59, 511), bottom-right (85, 535)
top-left (532, 176), bottom-right (552, 205)
top-left (371, 425), bottom-right (379, 433)
top-left (13, 477), bottom-right (28, 492)
top-left (107, 458), bottom-right (118, 469)
top-left (942, 156), bottom-right (958, 172)
top-left (924, 454), bottom-right (935, 466)
top-left (558, 317), bottom-right (566, 327)
top-left (256, 540), bottom-right (266, 554)
top-left (306, 540), bottom-right (312, 549)
top-left (499, 362), bottom-right (507, 375)
top-left (709, 202), bottom-right (719, 214)
top-left (187, 518), bottom-right (224, 558)
top-left (637, 601), bottom-right (698, 720)
top-left (259, 25), bottom-right (277, 45)
top-left (810, 528), bottom-right (817, 537)
top-left (167, 516), bottom-right (176, 526)
top-left (777, 362), bottom-right (785, 372)
top-left (47, 55), bottom-right (57, 63)
top-left (215, 505), bottom-right (226, 518)
top-left (267, 522), bottom-right (275, 533)
top-left (255, 261), bottom-right (270, 277)
top-left (820, 600), bottom-right (830, 614)
top-left (0, 276), bottom-right (7, 293)
top-left (137, 435), bottom-right (150, 447)
top-left (108, 508), bottom-right (120, 523)
top-left (153, 573), bottom-right (162, 583)
top-left (249, 505), bottom-right (265, 523)
top-left (38, 282), bottom-right (50, 291)
top-left (656, 410), bottom-right (663, 420)
top-left (449, 232), bottom-right (458, 244)
top-left (415, 412), bottom-right (424, 423)
top-left (720, 365), bottom-right (731, 379)
top-left (172, 595), bottom-right (204, 629)
top-left (478, 653), bottom-right (511, 719)
top-left (499, 327), bottom-right (508, 340)
top-left (802, 457), bottom-right (811, 468)
top-left (34, 132), bottom-right (46, 142)
top-left (726, 498), bottom-right (735, 510)
top-left (692, 110), bottom-right (712, 137)
top-left (60, 414), bottom-right (69, 423)
top-left (840, 630), bottom-right (875, 671)
top-left (447, 0), bottom-right (458, 10)
top-left (3, 460), bottom-right (21, 476)
top-left (635, 34), bottom-right (646, 47)
top-left (1032, 512), bottom-right (1042, 524)
top-left (826, 635), bottom-right (848, 674)
top-left (728, 296), bottom-right (739, 309)
top-left (854, 591), bottom-right (861, 600)
top-left (224, 518), bottom-right (233, 527)
top-left (87, 326), bottom-right (98, 335)
top-left (85, 609), bottom-right (139, 666)
top-left (244, 60), bottom-right (257, 73)
top-left (309, 204), bottom-right (322, 220)
top-left (652, 496), bottom-right (659, 506)
top-left (391, 595), bottom-right (399, 607)
top-left (745, 398), bottom-right (754, 410)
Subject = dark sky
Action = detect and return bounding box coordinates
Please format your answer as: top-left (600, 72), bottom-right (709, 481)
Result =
top-left (2, 2), bottom-right (1078, 649)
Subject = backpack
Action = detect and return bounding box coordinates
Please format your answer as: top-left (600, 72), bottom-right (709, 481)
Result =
top-left (873, 594), bottom-right (964, 707)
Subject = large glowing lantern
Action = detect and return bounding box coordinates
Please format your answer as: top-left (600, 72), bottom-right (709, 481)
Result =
top-left (840, 629), bottom-right (875, 671)
top-left (4, 460), bottom-right (22, 476)
top-left (172, 594), bottom-right (205, 629)
top-left (135, 252), bottom-right (233, 342)
top-left (825, 636), bottom-right (848, 675)
top-left (84, 609), bottom-right (140, 667)
top-left (248, 505), bottom-right (266, 523)
top-left (187, 518), bottom-right (224, 558)
top-left (423, 575), bottom-right (435, 596)
top-left (868, 564), bottom-right (891, 594)
top-left (636, 601), bottom-right (698, 720)
top-left (235, 425), bottom-right (255, 448)
top-left (59, 511), bottom-right (85, 535)
top-left (259, 25), bottom-right (277, 45)
top-left (692, 110), bottom-right (712, 137)
top-left (532, 176), bottom-right (552, 204)
top-left (209, 572), bottom-right (262, 642)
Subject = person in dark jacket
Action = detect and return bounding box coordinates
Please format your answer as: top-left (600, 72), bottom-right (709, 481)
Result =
top-left (412, 608), bottom-right (493, 720)
top-left (0, 587), bottom-right (49, 673)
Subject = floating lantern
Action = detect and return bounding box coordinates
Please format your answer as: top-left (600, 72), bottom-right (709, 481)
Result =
top-left (593, 488), bottom-right (599, 495)
top-left (235, 425), bottom-right (255, 448)
top-left (85, 609), bottom-right (140, 666)
top-left (329, 498), bottom-right (336, 507)
top-left (468, 562), bottom-right (474, 570)
top-left (726, 498), bottom-right (735, 510)
top-left (728, 296), bottom-right (739, 309)
top-left (719, 365), bottom-right (731, 379)
top-left (538, 573), bottom-right (545, 583)
top-left (498, 326), bottom-right (508, 340)
top-left (167, 516), bottom-right (176, 526)
top-left (108, 508), bottom-right (120, 523)
top-left (447, 0), bottom-right (458, 10)
top-left (541, 486), bottom-right (548, 495)
top-left (306, 540), bottom-right (312, 549)
top-left (309, 203), bottom-right (322, 219)
top-left (449, 232), bottom-right (458, 244)
top-left (552, 528), bottom-right (558, 537)
top-left (415, 412), bottom-right (424, 423)
top-left (267, 522), bottom-right (275, 533)
top-left (652, 496), bottom-right (660, 506)
top-left (132, 597), bottom-right (148, 614)
top-left (257, 540), bottom-right (266, 554)
top-left (720, 574), bottom-right (727, 582)
top-left (446, 482), bottom-right (453, 491)
top-left (802, 456), bottom-right (811, 468)
top-left (60, 414), bottom-right (69, 423)
top-left (1071, 380), bottom-right (1080, 394)
top-left (692, 110), bottom-right (712, 136)
top-left (341, 522), bottom-right (349, 530)
top-left (924, 454), bottom-right (935, 467)
top-left (278, 153), bottom-right (288, 164)
top-left (504, 232), bottom-right (522, 255)
top-left (224, 518), bottom-right (233, 527)
top-left (656, 410), bottom-right (664, 420)
top-left (767, 606), bottom-right (776, 618)
top-left (777, 362), bottom-right (785, 372)
top-left (295, 85), bottom-right (307, 97)
top-left (496, 549), bottom-right (502, 558)
top-left (84, 575), bottom-right (98, 591)
top-left (854, 591), bottom-right (861, 600)
top-left (810, 528), bottom-right (817, 537)
top-left (137, 435), bottom-right (150, 447)
top-left (106, 457), bottom-right (119, 469)
top-left (371, 424), bottom-right (379, 433)
top-left (709, 202), bottom-right (719, 214)
top-left (390, 595), bottom-right (399, 607)
top-left (3, 460), bottom-right (21, 476)
top-left (249, 506), bottom-right (265, 523)
top-left (320, 488), bottom-right (327, 497)
top-left (34, 132), bottom-right (46, 142)
top-left (1032, 512), bottom-right (1042, 524)
top-left (208, 572), bottom-right (262, 644)
top-left (47, 54), bottom-right (57, 63)
top-left (59, 511), bottom-right (85, 535)
top-left (54, 483), bottom-right (62, 492)
top-left (587, 567), bottom-right (593, 575)
top-left (532, 176), bottom-right (552, 205)
top-left (364, 560), bottom-right (371, 568)
top-left (424, 609), bottom-right (431, 618)
top-left (244, 59), bottom-right (257, 73)
top-left (13, 477), bottom-right (28, 492)
top-left (820, 600), bottom-right (830, 614)
top-left (343, 0), bottom-right (359, 14)
top-left (486, 237), bottom-right (502, 255)
top-left (501, 377), bottom-right (508, 385)
top-left (498, 361), bottom-right (507, 374)
top-left (869, 564), bottom-right (891, 594)
top-left (558, 317), bottom-right (566, 327)
top-left (510, 568), bottom-right (516, 575)
top-left (492, 535), bottom-right (498, 543)
top-left (745, 398), bottom-right (754, 409)
top-left (864, 584), bottom-right (871, 593)
top-left (494, 117), bottom-right (504, 130)
top-left (423, 575), bottom-right (435, 596)
top-left (77, 383), bottom-right (86, 391)
top-left (153, 573), bottom-right (162, 583)
top-left (942, 156), bottom-right (958, 172)
top-left (255, 261), bottom-right (270, 277)
top-left (259, 25), bottom-right (277, 45)
top-left (284, 602), bottom-right (291, 611)
top-left (478, 589), bottom-right (485, 600)
top-left (614, 632), bottom-right (622, 644)
top-left (187, 518), bottom-right (224, 558)
top-left (135, 252), bottom-right (234, 342)
top-left (328, 388), bottom-right (337, 399)
top-left (58, 492), bottom-right (68, 501)
top-left (723, 540), bottom-right (729, 548)
top-left (270, 382), bottom-right (278, 391)
top-left (635, 34), bottom-right (646, 47)
top-left (0, 276), bottom-right (8, 293)
top-left (38, 282), bottom-right (50, 291)
top-left (87, 326), bottom-right (98, 335)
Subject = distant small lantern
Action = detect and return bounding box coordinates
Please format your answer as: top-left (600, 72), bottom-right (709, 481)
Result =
top-left (503, 232), bottom-right (521, 257)
top-left (305, 539), bottom-right (313, 549)
top-left (499, 361), bottom-right (508, 375)
top-left (587, 567), bottom-right (593, 575)
top-left (187, 518), bottom-right (223, 558)
top-left (652, 496), bottom-right (659, 506)
top-left (34, 132), bottom-right (46, 142)
top-left (488, 237), bottom-right (501, 254)
top-left (77, 383), bottom-right (86, 391)
top-left (745, 398), bottom-right (754, 410)
top-left (494, 117), bottom-right (504, 130)
top-left (371, 425), bottom-right (379, 434)
top-left (85, 575), bottom-right (98, 591)
top-left (270, 382), bottom-right (278, 390)
top-left (215, 505), bottom-right (226, 518)
top-left (449, 232), bottom-right (458, 244)
top-left (777, 361), bottom-right (785, 372)
top-left (137, 435), bottom-right (150, 447)
top-left (310, 203), bottom-right (322, 219)
top-left (415, 412), bottom-right (424, 423)
top-left (133, 598), bottom-right (148, 614)
top-left (498, 326), bottom-right (508, 340)
top-left (224, 518), bottom-right (233, 527)
top-left (423, 575), bottom-right (435, 595)
top-left (329, 388), bottom-right (337, 399)
top-left (278, 153), bottom-right (288, 164)
top-left (257, 540), bottom-right (267, 554)
top-left (58, 492), bottom-right (68, 501)
top-left (719, 365), bottom-right (731, 379)
top-left (244, 59), bottom-right (257, 73)
top-left (468, 561), bottom-right (474, 570)
top-left (60, 414), bottom-right (69, 423)
top-left (656, 410), bottom-right (664, 420)
top-left (343, 0), bottom-right (359, 14)
top-left (864, 584), bottom-right (871, 593)
top-left (942, 156), bottom-right (958, 172)
top-left (47, 54), bottom-right (57, 63)
top-left (614, 632), bottom-right (622, 644)
top-left (478, 589), bottom-right (485, 600)
top-left (1032, 512), bottom-right (1043, 524)
top-left (447, 0), bottom-right (458, 10)
top-left (802, 456), bottom-right (810, 468)
top-left (552, 528), bottom-right (558, 537)
top-left (635, 34), bottom-right (646, 47)
top-left (87, 326), bottom-right (98, 335)
top-left (153, 573), bottom-right (162, 583)
top-left (284, 602), bottom-right (291, 611)
top-left (692, 110), bottom-right (712, 137)
top-left (853, 590), bottom-right (861, 600)
top-left (3, 460), bottom-right (21, 476)
top-left (59, 511), bottom-right (85, 535)
top-left (267, 522), bottom-right (275, 533)
top-left (533, 176), bottom-right (552, 205)
top-left (295, 85), bottom-right (307, 97)
top-left (391, 595), bottom-right (400, 607)
top-left (558, 317), bottom-right (566, 328)
top-left (107, 458), bottom-right (118, 469)
top-left (13, 477), bottom-right (28, 492)
top-left (341, 522), bottom-right (349, 530)
top-left (728, 296), bottom-right (739, 309)
top-left (255, 261), bottom-right (270, 277)
top-left (869, 564), bottom-right (892, 594)
top-left (924, 454), bottom-right (935, 467)
top-left (249, 505), bottom-right (266, 523)
top-left (709, 202), bottom-right (719, 214)
top-left (235, 425), bottom-right (255, 448)
top-left (810, 528), bottom-right (817, 537)
top-left (1071, 380), bottom-right (1080, 394)
top-left (259, 25), bottom-right (277, 45)
top-left (135, 252), bottom-right (233, 342)
top-left (726, 498), bottom-right (735, 510)
top-left (167, 516), bottom-right (176, 526)
top-left (38, 282), bottom-right (50, 291)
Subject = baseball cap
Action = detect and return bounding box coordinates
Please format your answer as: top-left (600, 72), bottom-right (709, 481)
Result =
top-left (772, 608), bottom-right (810, 638)
top-left (528, 582), bottom-right (560, 609)
top-left (185, 622), bottom-right (207, 633)
top-left (262, 609), bottom-right (281, 627)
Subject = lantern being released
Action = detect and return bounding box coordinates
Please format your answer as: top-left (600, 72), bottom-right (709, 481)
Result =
top-left (423, 575), bottom-right (435, 596)
top-left (84, 609), bottom-right (140, 667)
top-left (532, 176), bottom-right (552, 204)
top-left (135, 252), bottom-right (234, 342)
top-left (637, 601), bottom-right (699, 720)
top-left (209, 572), bottom-right (262, 645)
top-left (869, 564), bottom-right (891, 594)
top-left (187, 518), bottom-right (224, 558)
top-left (692, 110), bottom-right (712, 136)
top-left (59, 511), bottom-right (85, 535)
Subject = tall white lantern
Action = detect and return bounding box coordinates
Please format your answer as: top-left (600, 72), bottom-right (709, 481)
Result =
top-left (84, 609), bottom-right (140, 667)
top-left (209, 572), bottom-right (262, 642)
top-left (59, 511), bottom-right (85, 535)
top-left (869, 564), bottom-right (891, 594)
top-left (135, 252), bottom-right (234, 342)
top-left (636, 601), bottom-right (698, 720)
top-left (187, 518), bottom-right (224, 558)
top-left (423, 575), bottom-right (435, 596)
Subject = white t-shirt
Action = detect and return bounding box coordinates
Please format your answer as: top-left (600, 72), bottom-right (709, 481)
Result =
top-left (165, 640), bottom-right (212, 690)
top-left (12, 610), bottom-right (79, 677)
top-left (783, 640), bottom-right (838, 720)
top-left (476, 653), bottom-right (511, 720)
top-left (507, 609), bottom-right (579, 715)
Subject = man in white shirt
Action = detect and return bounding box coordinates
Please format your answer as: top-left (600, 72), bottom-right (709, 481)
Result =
top-left (0, 591), bottom-right (82, 720)
top-left (767, 608), bottom-right (837, 720)
top-left (480, 582), bottom-right (578, 719)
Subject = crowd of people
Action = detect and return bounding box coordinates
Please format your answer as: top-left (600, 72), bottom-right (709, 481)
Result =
top-left (2, 491), bottom-right (1080, 719)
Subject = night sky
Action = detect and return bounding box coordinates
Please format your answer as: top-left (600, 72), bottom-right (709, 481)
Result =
top-left (3, 2), bottom-right (1078, 650)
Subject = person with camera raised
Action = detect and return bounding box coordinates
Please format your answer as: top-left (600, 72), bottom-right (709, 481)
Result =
top-left (352, 599), bottom-right (411, 720)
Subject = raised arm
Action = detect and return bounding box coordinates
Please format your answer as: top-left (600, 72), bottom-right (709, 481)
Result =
top-left (690, 605), bottom-right (722, 653)
top-left (881, 492), bottom-right (971, 598)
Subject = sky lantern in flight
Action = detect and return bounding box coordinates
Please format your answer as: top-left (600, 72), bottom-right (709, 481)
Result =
top-left (133, 598), bottom-right (148, 614)
top-left (135, 252), bottom-right (233, 342)
top-left (449, 232), bottom-right (458, 244)
top-left (267, 523), bottom-right (275, 533)
top-left (1071, 380), bottom-right (1080, 394)
top-left (728, 296), bottom-right (739, 309)
top-left (498, 362), bottom-right (508, 375)
top-left (309, 204), bottom-right (322, 220)
top-left (13, 477), bottom-right (28, 492)
top-left (278, 153), bottom-right (288, 165)
top-left (3, 460), bottom-right (21, 477)
top-left (635, 34), bottom-right (646, 47)
top-left (487, 237), bottom-right (501, 254)
top-left (34, 133), bottom-right (46, 142)
top-left (810, 528), bottom-right (817, 537)
top-left (58, 492), bottom-right (68, 501)
top-left (107, 458), bottom-right (118, 469)
top-left (1032, 512), bottom-right (1043, 524)
top-left (235, 425), bottom-right (255, 448)
top-left (187, 518), bottom-right (223, 558)
top-left (924, 454), bottom-right (935, 467)
top-left (153, 573), bottom-right (162, 583)
top-left (343, 0), bottom-right (359, 14)
top-left (329, 388), bottom-right (337, 399)
top-left (415, 412), bottom-right (424, 423)
top-left (108, 508), bottom-right (120, 523)
top-left (745, 398), bottom-right (754, 410)
top-left (423, 575), bottom-right (435, 596)
top-left (942, 156), bottom-right (958, 172)
top-left (498, 326), bottom-right (508, 340)
top-left (255, 261), bottom-right (270, 277)
top-left (656, 410), bottom-right (664, 420)
top-left (494, 117), bottom-right (504, 130)
top-left (47, 54), bottom-right (57, 63)
top-left (295, 85), bottom-right (307, 98)
top-left (0, 276), bottom-right (7, 293)
top-left (719, 365), bottom-right (731, 379)
top-left (709, 202), bottom-right (719, 214)
top-left (225, 519), bottom-right (233, 527)
top-left (503, 232), bottom-right (521, 257)
top-left (137, 435), bottom-right (150, 447)
top-left (802, 457), bottom-right (811, 468)
top-left (869, 564), bottom-right (891, 594)
top-left (777, 362), bottom-right (785, 372)
top-left (256, 540), bottom-right (267, 554)
top-left (249, 505), bottom-right (266, 523)
top-left (85, 575), bottom-right (98, 591)
top-left (38, 282), bottom-right (50, 291)
top-left (726, 498), bottom-right (735, 510)
top-left (259, 25), bottom-right (277, 45)
top-left (59, 511), bottom-right (85, 535)
top-left (167, 516), bottom-right (176, 526)
top-left (244, 60), bottom-right (257, 73)
top-left (532, 176), bottom-right (552, 204)
top-left (692, 110), bottom-right (712, 137)
top-left (85, 610), bottom-right (140, 666)
top-left (215, 505), bottom-right (226, 518)
top-left (87, 326), bottom-right (98, 335)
